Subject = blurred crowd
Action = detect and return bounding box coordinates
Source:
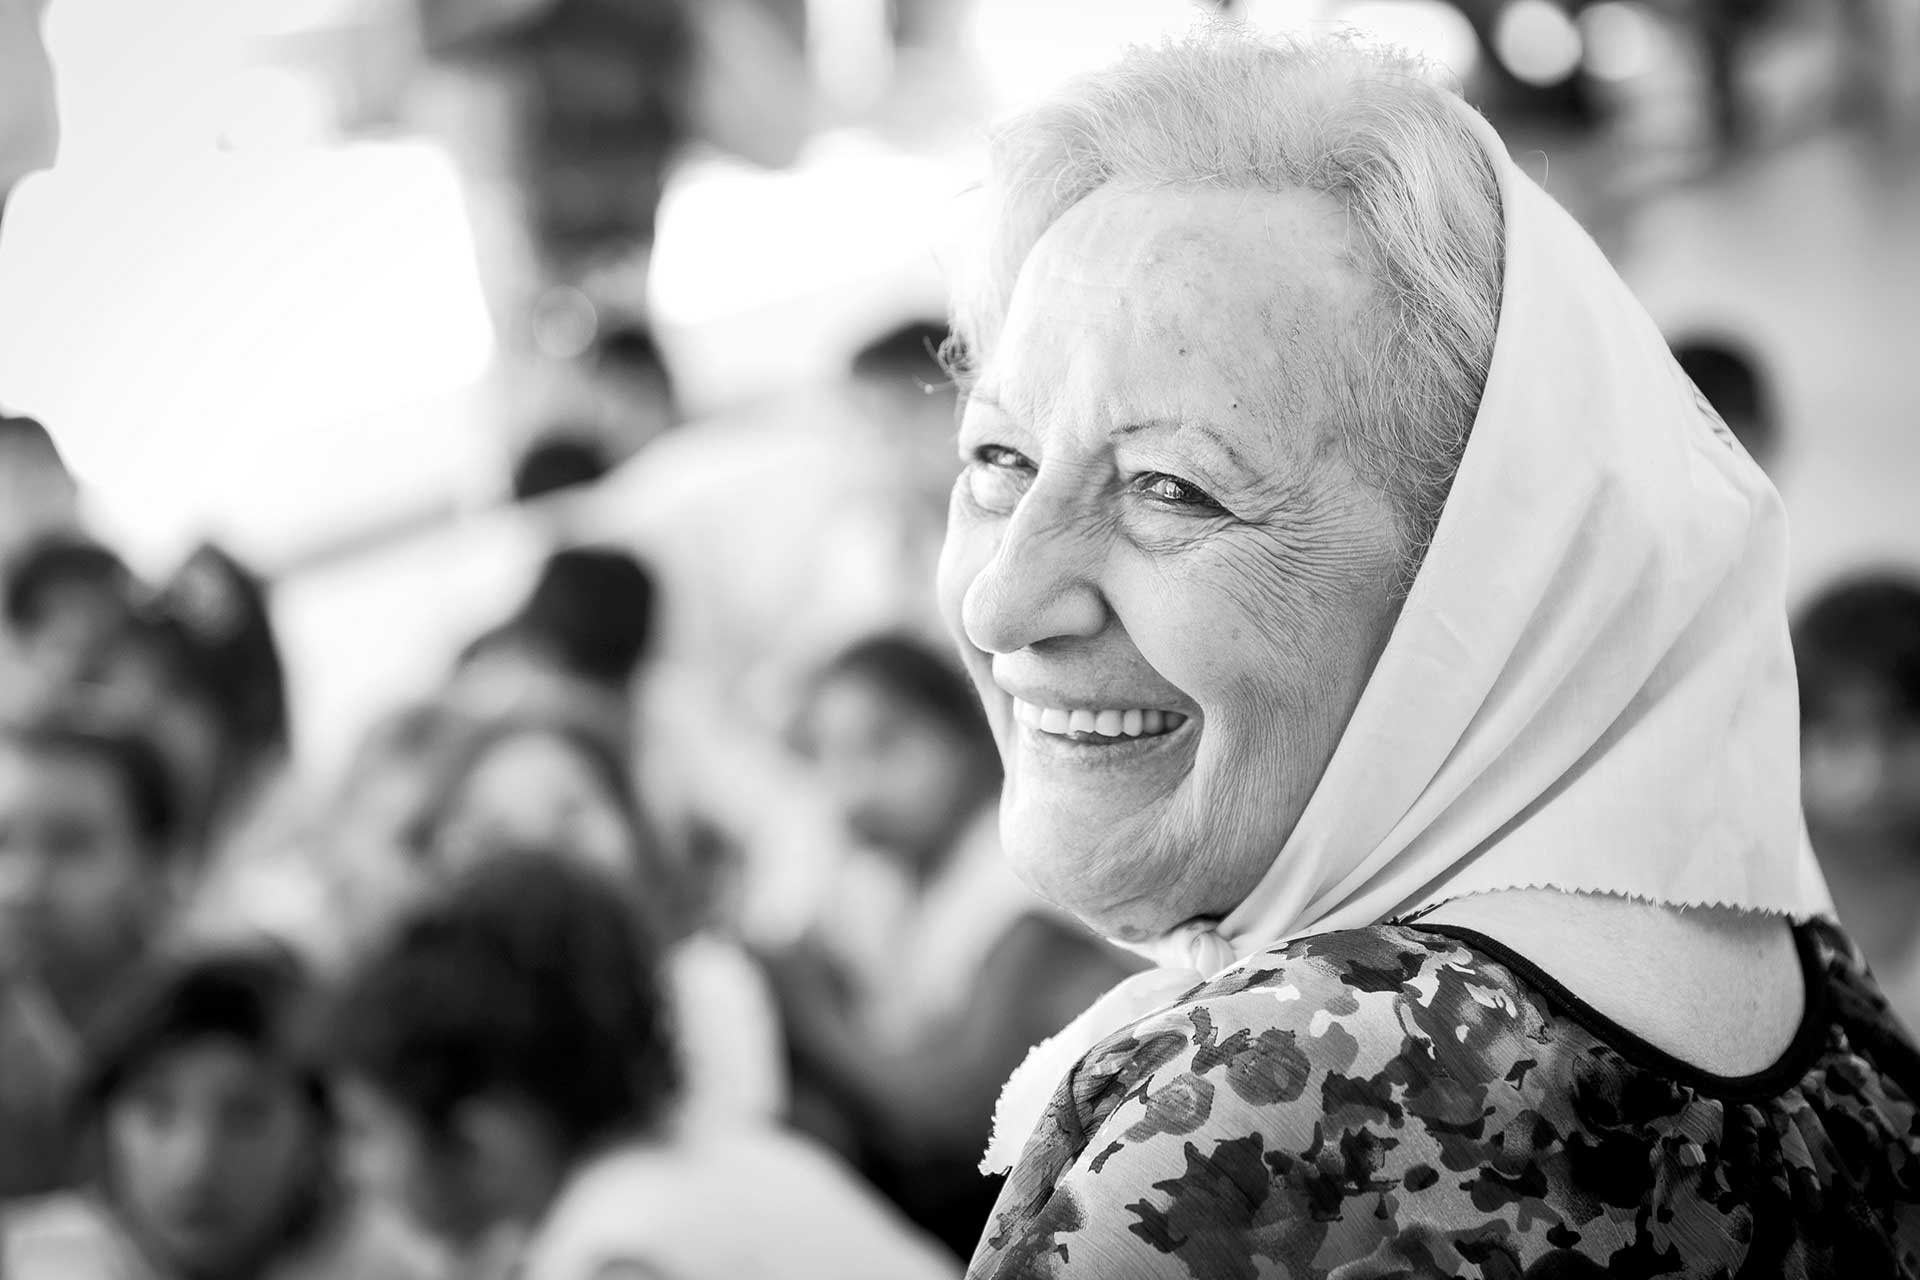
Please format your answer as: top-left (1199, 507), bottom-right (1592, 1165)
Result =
top-left (0, 302), bottom-right (1148, 1280)
top-left (7, 305), bottom-right (1920, 1280)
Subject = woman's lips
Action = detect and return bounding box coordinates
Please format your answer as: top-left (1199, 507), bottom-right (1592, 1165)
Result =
top-left (1009, 697), bottom-right (1189, 742)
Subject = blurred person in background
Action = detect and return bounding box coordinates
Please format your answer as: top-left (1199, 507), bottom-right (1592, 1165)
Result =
top-left (421, 714), bottom-right (652, 888)
top-left (507, 323), bottom-right (679, 505)
top-left (1796, 573), bottom-right (1920, 1030)
top-left (1697, 0), bottom-right (1785, 153)
top-left (1674, 332), bottom-right (1782, 475)
top-left (69, 545), bottom-right (290, 874)
top-left (510, 320), bottom-right (682, 477)
top-left (1, 535), bottom-right (137, 716)
top-left (588, 322), bottom-right (680, 458)
top-left (157, 542), bottom-right (366, 966)
top-left (323, 854), bottom-right (954, 1280)
top-left (777, 635), bottom-right (1133, 1258)
top-left (0, 0), bottom-right (70, 703)
top-left (0, 718), bottom-right (183, 1202)
top-left (159, 544), bottom-right (291, 782)
top-left (297, 702), bottom-right (483, 972)
top-left (91, 610), bottom-right (246, 861)
top-left (415, 0), bottom-right (804, 460)
top-left (0, 416), bottom-right (81, 596)
top-left (446, 545), bottom-right (655, 749)
top-left (1, 944), bottom-right (440, 1280)
top-left (375, 707), bottom-right (786, 1124)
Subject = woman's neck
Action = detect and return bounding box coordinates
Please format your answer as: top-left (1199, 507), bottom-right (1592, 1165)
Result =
top-left (1419, 889), bottom-right (1806, 1078)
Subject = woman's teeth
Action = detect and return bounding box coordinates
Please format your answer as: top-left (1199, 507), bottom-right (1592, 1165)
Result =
top-left (1011, 699), bottom-right (1187, 739)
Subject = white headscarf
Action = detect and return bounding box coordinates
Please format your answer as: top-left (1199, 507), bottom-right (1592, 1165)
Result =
top-left (982, 100), bottom-right (1833, 1175)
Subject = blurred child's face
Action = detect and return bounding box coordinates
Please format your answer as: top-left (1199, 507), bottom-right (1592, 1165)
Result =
top-left (801, 675), bottom-right (982, 872)
top-left (15, 581), bottom-right (127, 692)
top-left (0, 742), bottom-right (156, 985)
top-left (434, 731), bottom-right (637, 882)
top-left (336, 1077), bottom-right (488, 1249)
top-left (446, 648), bottom-right (612, 736)
top-left (108, 1037), bottom-right (320, 1279)
top-left (95, 640), bottom-right (223, 826)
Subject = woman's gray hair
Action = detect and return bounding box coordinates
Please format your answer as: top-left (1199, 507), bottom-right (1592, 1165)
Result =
top-left (949, 26), bottom-right (1504, 580)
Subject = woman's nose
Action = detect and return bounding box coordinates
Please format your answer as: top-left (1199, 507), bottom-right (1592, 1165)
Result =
top-left (961, 498), bottom-right (1107, 655)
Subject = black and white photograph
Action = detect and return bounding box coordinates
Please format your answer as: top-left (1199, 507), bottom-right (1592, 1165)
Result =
top-left (3, 0), bottom-right (1920, 1276)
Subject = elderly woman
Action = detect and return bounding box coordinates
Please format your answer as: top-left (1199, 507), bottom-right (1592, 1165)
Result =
top-left (940, 29), bottom-right (1920, 1279)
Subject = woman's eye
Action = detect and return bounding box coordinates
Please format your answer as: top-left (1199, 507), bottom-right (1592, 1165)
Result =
top-left (963, 445), bottom-right (1035, 512)
top-left (976, 444), bottom-right (1030, 470)
top-left (1136, 473), bottom-right (1222, 512)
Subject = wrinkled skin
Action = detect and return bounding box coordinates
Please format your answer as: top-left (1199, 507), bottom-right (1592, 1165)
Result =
top-left (938, 184), bottom-right (1403, 943)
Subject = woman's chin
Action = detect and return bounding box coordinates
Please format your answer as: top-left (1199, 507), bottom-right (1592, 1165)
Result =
top-left (998, 805), bottom-right (1193, 941)
top-left (1000, 717), bottom-right (1194, 839)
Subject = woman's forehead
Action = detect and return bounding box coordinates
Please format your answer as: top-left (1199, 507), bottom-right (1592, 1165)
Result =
top-left (985, 184), bottom-right (1365, 410)
top-left (1035, 182), bottom-right (1354, 271)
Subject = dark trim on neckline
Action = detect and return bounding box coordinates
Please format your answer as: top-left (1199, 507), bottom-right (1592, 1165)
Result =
top-left (1408, 920), bottom-right (1833, 1102)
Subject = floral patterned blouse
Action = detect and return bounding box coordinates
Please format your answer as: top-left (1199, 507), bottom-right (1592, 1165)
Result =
top-left (970, 921), bottom-right (1920, 1278)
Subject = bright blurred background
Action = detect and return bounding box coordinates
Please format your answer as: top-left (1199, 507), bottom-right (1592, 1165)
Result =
top-left (2, 0), bottom-right (1916, 768)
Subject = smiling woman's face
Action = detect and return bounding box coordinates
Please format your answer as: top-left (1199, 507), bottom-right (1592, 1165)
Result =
top-left (938, 183), bottom-right (1405, 942)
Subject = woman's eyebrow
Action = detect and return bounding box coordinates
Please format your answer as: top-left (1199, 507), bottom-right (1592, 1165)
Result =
top-left (1113, 418), bottom-right (1259, 479)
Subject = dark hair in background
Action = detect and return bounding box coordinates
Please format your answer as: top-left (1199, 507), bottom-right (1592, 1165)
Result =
top-left (69, 943), bottom-right (331, 1255)
top-left (465, 547), bottom-right (656, 688)
top-left (323, 855), bottom-right (680, 1156)
top-left (808, 633), bottom-right (1000, 784)
top-left (510, 327), bottom-right (672, 503)
top-left (1672, 334), bottom-right (1777, 464)
top-left (109, 606), bottom-right (247, 843)
top-left (593, 322), bottom-right (672, 392)
top-left (852, 319), bottom-right (952, 389)
top-left (161, 543), bottom-right (291, 762)
top-left (511, 433), bottom-right (614, 502)
top-left (2, 534), bottom-right (133, 631)
top-left (72, 942), bottom-right (325, 1133)
top-left (0, 715), bottom-right (182, 857)
top-left (1795, 573), bottom-right (1920, 725)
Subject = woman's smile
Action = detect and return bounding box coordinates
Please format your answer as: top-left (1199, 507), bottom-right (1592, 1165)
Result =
top-left (994, 676), bottom-right (1199, 770)
top-left (1008, 698), bottom-right (1189, 740)
top-left (1009, 700), bottom-right (1197, 768)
